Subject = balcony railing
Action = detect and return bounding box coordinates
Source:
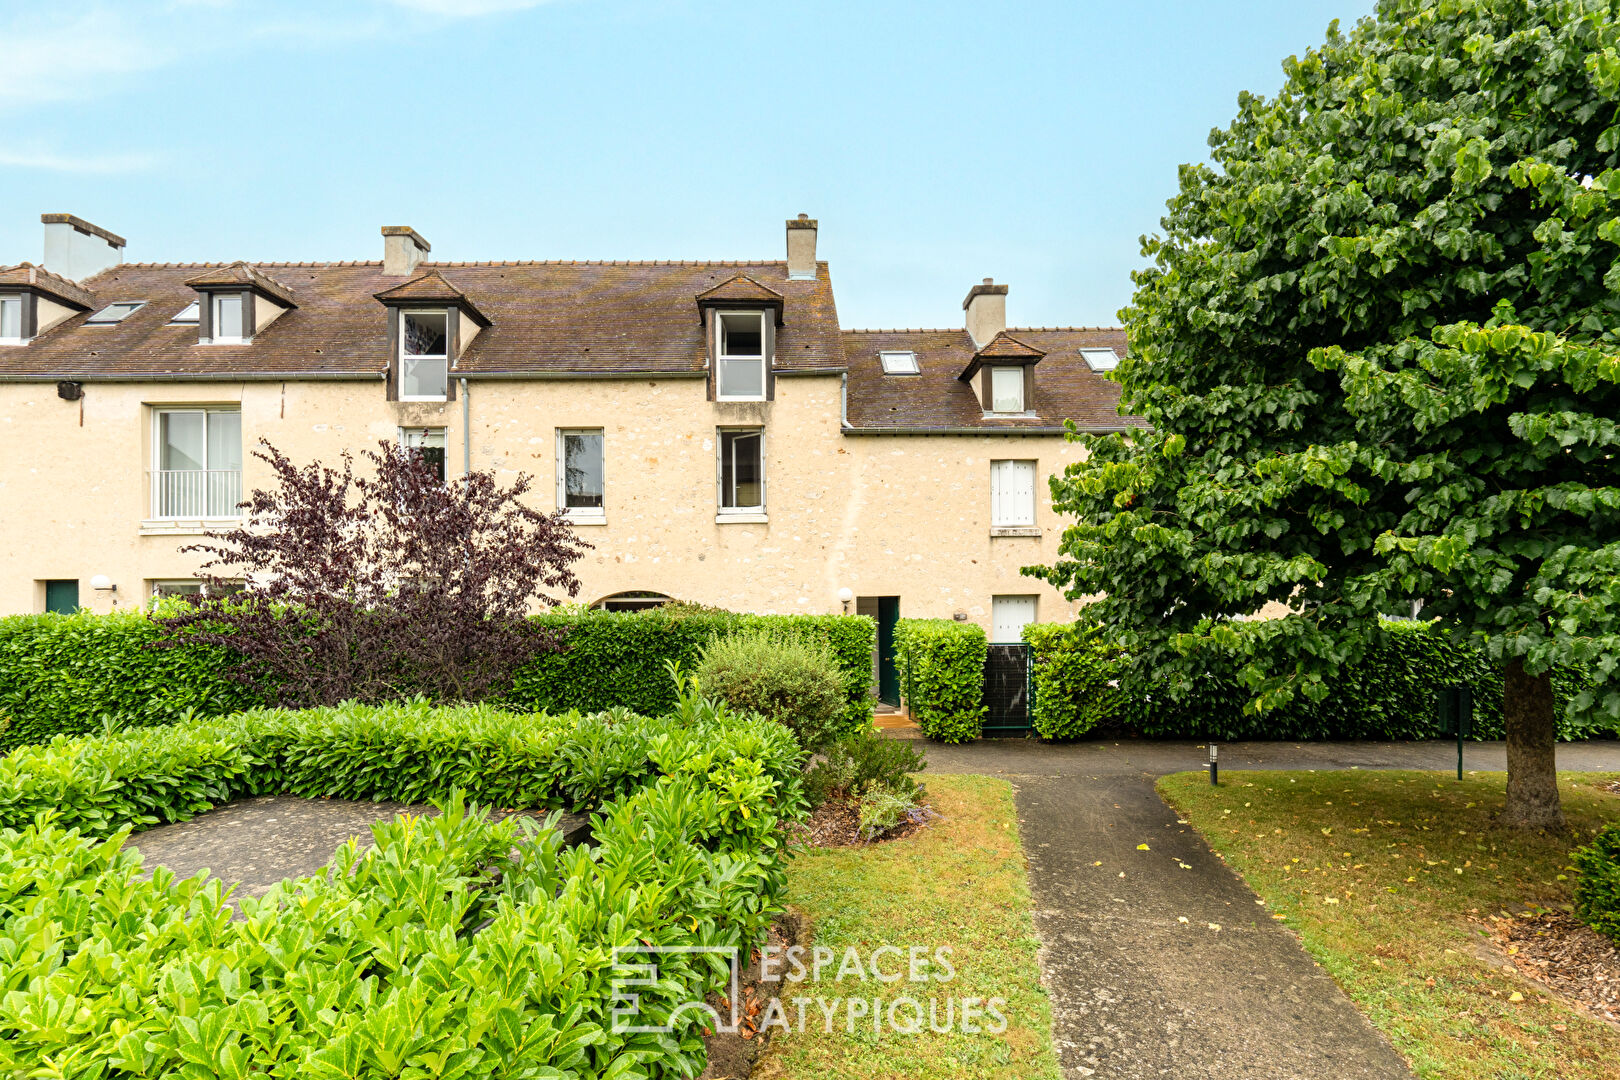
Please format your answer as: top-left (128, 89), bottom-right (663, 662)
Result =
top-left (151, 469), bottom-right (242, 519)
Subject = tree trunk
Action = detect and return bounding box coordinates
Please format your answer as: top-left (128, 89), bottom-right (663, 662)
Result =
top-left (1499, 657), bottom-right (1565, 831)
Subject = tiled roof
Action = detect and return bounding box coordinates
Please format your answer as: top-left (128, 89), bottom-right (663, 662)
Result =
top-left (695, 273), bottom-right (785, 305)
top-left (0, 260), bottom-right (841, 379)
top-left (843, 327), bottom-right (1142, 432)
top-left (183, 262), bottom-right (298, 307)
top-left (972, 331), bottom-right (1046, 362)
top-left (373, 269), bottom-right (490, 326)
top-left (0, 262), bottom-right (95, 310)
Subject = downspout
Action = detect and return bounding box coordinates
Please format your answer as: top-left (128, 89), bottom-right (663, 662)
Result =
top-left (840, 371), bottom-right (848, 429)
top-left (459, 377), bottom-right (470, 477)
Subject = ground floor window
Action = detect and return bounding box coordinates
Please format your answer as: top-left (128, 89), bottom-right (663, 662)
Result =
top-left (718, 428), bottom-right (764, 513)
top-left (400, 427), bottom-right (447, 483)
top-left (42, 579), bottom-right (78, 614)
top-left (591, 590), bottom-right (675, 612)
top-left (991, 594), bottom-right (1039, 643)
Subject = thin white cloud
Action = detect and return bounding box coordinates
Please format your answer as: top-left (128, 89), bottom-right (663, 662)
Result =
top-left (0, 147), bottom-right (160, 174)
top-left (0, 11), bottom-right (172, 106)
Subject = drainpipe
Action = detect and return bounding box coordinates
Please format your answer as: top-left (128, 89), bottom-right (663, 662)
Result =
top-left (840, 371), bottom-right (848, 428)
top-left (459, 378), bottom-right (470, 476)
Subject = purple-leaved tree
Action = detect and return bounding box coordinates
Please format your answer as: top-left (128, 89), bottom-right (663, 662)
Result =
top-left (155, 439), bottom-right (588, 706)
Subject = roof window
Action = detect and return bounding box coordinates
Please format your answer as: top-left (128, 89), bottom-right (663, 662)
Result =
top-left (1081, 347), bottom-right (1120, 371)
top-left (84, 301), bottom-right (145, 326)
top-left (879, 350), bottom-right (919, 374)
top-left (169, 301), bottom-right (200, 325)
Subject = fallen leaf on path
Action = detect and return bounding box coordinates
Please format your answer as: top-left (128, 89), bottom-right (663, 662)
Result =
top-left (1137, 844), bottom-right (1150, 851)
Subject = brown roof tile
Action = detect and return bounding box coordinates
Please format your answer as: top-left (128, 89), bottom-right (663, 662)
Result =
top-left (373, 269), bottom-right (490, 326)
top-left (183, 262), bottom-right (298, 307)
top-left (843, 327), bottom-right (1142, 433)
top-left (0, 260), bottom-right (842, 379)
top-left (0, 262), bottom-right (95, 310)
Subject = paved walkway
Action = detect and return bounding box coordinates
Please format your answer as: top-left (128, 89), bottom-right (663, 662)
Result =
top-left (920, 738), bottom-right (1620, 1079)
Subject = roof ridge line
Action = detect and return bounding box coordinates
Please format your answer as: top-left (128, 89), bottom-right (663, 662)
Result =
top-left (844, 327), bottom-right (968, 334)
top-left (1009, 325), bottom-right (1126, 332)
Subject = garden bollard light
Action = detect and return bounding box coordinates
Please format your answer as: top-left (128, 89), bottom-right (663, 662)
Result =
top-left (1209, 743), bottom-right (1218, 786)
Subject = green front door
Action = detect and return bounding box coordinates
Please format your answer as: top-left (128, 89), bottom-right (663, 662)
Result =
top-left (44, 580), bottom-right (79, 614)
top-left (876, 596), bottom-right (900, 706)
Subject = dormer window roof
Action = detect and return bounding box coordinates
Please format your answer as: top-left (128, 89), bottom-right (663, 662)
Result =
top-left (695, 273), bottom-right (784, 324)
top-left (183, 262), bottom-right (298, 308)
top-left (85, 301), bottom-right (145, 326)
top-left (956, 330), bottom-right (1045, 382)
top-left (183, 262), bottom-right (297, 346)
top-left (372, 269), bottom-right (490, 326)
top-left (0, 262), bottom-right (96, 344)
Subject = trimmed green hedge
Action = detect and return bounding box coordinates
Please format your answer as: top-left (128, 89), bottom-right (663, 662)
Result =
top-left (895, 618), bottom-right (986, 743)
top-left (0, 700), bottom-right (804, 1079)
top-left (1023, 622), bottom-right (1130, 740)
top-left (1025, 617), bottom-right (1609, 742)
top-left (0, 608), bottom-right (875, 751)
top-left (1574, 824), bottom-right (1620, 947)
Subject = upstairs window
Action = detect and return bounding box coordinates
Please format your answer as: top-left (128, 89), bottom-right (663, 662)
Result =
top-left (0, 296), bottom-right (21, 342)
top-left (212, 294), bottom-right (245, 342)
top-left (718, 429), bottom-right (764, 513)
top-left (1081, 347), bottom-right (1120, 371)
top-left (170, 301), bottom-right (200, 325)
top-left (400, 310), bottom-right (449, 400)
top-left (401, 427), bottom-right (447, 483)
top-left (151, 407), bottom-right (242, 518)
top-left (990, 366), bottom-right (1025, 413)
top-left (557, 429), bottom-right (605, 516)
top-left (880, 350), bottom-right (919, 374)
top-left (85, 301), bottom-right (144, 326)
top-left (716, 311), bottom-right (766, 400)
top-left (990, 459), bottom-right (1037, 527)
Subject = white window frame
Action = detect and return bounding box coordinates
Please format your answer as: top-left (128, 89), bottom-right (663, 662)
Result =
top-left (0, 295), bottom-right (22, 344)
top-left (149, 407), bottom-right (243, 519)
top-left (1081, 347), bottom-right (1120, 371)
top-left (85, 301), bottom-right (145, 327)
top-left (399, 426), bottom-right (448, 483)
top-left (399, 308), bottom-right (450, 402)
top-left (990, 366), bottom-right (1025, 414)
top-left (210, 294), bottom-right (245, 344)
top-left (170, 300), bottom-right (200, 325)
top-left (990, 459), bottom-right (1037, 528)
top-left (715, 310), bottom-right (767, 402)
top-left (879, 350), bottom-right (919, 375)
top-left (716, 427), bottom-right (765, 516)
top-left (555, 428), bottom-right (606, 522)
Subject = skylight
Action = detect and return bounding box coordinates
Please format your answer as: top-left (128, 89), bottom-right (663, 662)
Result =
top-left (1081, 347), bottom-right (1120, 371)
top-left (169, 301), bottom-right (200, 325)
top-left (84, 301), bottom-right (145, 326)
top-left (879, 350), bottom-right (919, 374)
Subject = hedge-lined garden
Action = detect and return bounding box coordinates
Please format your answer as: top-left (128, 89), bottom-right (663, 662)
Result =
top-left (0, 695), bottom-right (805, 1079)
top-left (0, 608), bottom-right (875, 751)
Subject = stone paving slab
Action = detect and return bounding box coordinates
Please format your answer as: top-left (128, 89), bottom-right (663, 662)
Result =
top-left (128, 795), bottom-right (591, 904)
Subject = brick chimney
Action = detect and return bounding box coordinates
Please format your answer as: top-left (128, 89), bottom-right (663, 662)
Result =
top-left (963, 277), bottom-right (1008, 348)
top-left (382, 226), bottom-right (430, 276)
top-left (41, 214), bottom-right (125, 282)
top-left (786, 213), bottom-right (817, 280)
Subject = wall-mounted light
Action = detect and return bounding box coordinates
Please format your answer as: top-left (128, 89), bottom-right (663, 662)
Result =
top-left (89, 575), bottom-right (116, 593)
top-left (837, 587), bottom-right (853, 613)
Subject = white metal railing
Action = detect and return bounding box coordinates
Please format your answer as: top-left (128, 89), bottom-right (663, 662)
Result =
top-left (150, 469), bottom-right (242, 518)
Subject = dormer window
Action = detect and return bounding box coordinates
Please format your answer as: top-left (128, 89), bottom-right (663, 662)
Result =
top-left (211, 294), bottom-right (245, 342)
top-left (880, 350), bottom-right (919, 374)
top-left (0, 296), bottom-right (20, 343)
top-left (170, 301), bottom-right (200, 325)
top-left (400, 310), bottom-right (449, 401)
top-left (717, 311), bottom-right (766, 400)
top-left (85, 301), bottom-right (144, 326)
top-left (990, 366), bottom-right (1025, 413)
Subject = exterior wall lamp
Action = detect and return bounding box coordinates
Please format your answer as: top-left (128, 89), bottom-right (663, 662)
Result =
top-left (89, 575), bottom-right (116, 593)
top-left (837, 587), bottom-right (853, 613)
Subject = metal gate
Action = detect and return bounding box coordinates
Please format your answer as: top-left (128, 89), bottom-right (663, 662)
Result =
top-left (982, 642), bottom-right (1033, 735)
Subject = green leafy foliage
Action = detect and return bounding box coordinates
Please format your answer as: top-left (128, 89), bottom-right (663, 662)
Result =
top-left (694, 629), bottom-right (847, 751)
top-left (1028, 3), bottom-right (1620, 799)
top-left (894, 619), bottom-right (987, 743)
top-left (803, 727), bottom-right (926, 808)
top-left (0, 609), bottom-right (875, 751)
top-left (1573, 824), bottom-right (1620, 946)
top-left (1023, 622), bottom-right (1132, 740)
top-left (0, 701), bottom-right (805, 1079)
top-left (854, 784), bottom-right (924, 842)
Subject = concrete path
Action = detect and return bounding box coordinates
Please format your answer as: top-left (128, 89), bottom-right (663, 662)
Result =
top-left (919, 738), bottom-right (1620, 1079)
top-left (129, 795), bottom-right (591, 905)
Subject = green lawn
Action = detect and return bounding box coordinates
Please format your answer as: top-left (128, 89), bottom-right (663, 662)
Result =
top-left (755, 775), bottom-right (1059, 1080)
top-left (1159, 768), bottom-right (1620, 1080)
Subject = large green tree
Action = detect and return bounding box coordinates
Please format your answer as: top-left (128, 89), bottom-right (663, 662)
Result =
top-left (1032, 0), bottom-right (1620, 829)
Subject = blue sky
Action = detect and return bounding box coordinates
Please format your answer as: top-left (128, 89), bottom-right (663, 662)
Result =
top-left (0, 0), bottom-right (1374, 329)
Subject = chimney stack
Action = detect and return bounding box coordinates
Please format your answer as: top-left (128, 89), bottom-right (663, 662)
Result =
top-left (382, 226), bottom-right (430, 277)
top-left (963, 277), bottom-right (1008, 347)
top-left (786, 213), bottom-right (817, 280)
top-left (41, 214), bottom-right (125, 282)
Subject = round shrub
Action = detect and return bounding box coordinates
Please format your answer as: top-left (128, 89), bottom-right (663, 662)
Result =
top-left (1573, 824), bottom-right (1620, 947)
top-left (694, 629), bottom-right (846, 751)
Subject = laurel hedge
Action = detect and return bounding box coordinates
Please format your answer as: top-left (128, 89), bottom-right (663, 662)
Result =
top-left (0, 608), bottom-right (875, 751)
top-left (894, 618), bottom-right (987, 743)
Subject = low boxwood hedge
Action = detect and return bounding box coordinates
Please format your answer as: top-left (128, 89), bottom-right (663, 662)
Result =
top-left (0, 608), bottom-right (876, 751)
top-left (0, 698), bottom-right (804, 1079)
top-left (894, 618), bottom-right (987, 743)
